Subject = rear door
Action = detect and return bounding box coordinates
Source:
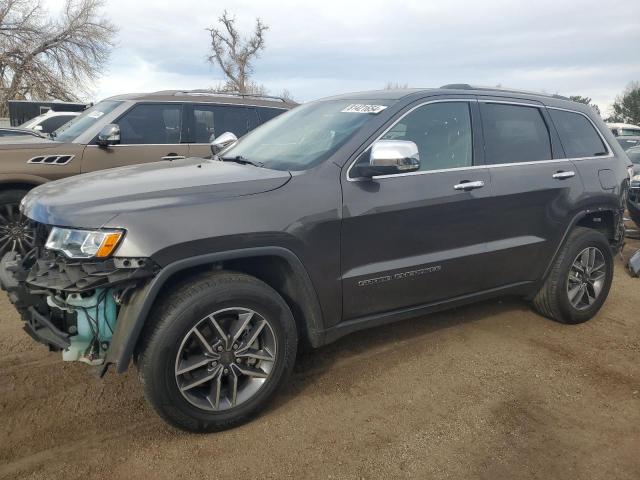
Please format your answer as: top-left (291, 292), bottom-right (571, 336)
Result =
top-left (340, 98), bottom-right (494, 320)
top-left (477, 98), bottom-right (583, 288)
top-left (186, 104), bottom-right (259, 158)
top-left (81, 102), bottom-right (189, 172)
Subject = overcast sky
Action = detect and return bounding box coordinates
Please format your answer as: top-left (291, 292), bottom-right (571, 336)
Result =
top-left (46, 0), bottom-right (640, 115)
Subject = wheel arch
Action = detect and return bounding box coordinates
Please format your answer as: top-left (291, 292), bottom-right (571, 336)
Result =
top-left (541, 207), bottom-right (622, 285)
top-left (103, 246), bottom-right (325, 375)
top-left (0, 174), bottom-right (49, 191)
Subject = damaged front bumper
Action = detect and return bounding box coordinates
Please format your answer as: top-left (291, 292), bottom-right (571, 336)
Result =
top-left (0, 248), bottom-right (158, 366)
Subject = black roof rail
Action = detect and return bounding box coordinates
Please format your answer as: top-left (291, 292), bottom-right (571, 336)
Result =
top-left (172, 89), bottom-right (288, 102)
top-left (439, 84), bottom-right (570, 101)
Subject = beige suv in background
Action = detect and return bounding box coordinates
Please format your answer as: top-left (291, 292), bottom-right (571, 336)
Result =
top-left (0, 90), bottom-right (294, 255)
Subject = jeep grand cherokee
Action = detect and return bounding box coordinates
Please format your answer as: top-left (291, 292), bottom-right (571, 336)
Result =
top-left (0, 85), bottom-right (628, 432)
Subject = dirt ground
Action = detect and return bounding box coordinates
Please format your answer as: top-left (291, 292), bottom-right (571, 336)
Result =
top-left (1, 241), bottom-right (639, 480)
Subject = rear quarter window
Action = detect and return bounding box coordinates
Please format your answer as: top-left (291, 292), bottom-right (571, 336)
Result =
top-left (549, 109), bottom-right (608, 158)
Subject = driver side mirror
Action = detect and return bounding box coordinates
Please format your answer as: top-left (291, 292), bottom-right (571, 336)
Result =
top-left (355, 140), bottom-right (420, 178)
top-left (210, 131), bottom-right (238, 155)
top-left (96, 124), bottom-right (120, 147)
top-left (33, 125), bottom-right (43, 132)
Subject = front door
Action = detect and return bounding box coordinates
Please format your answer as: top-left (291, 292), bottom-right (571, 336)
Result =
top-left (340, 100), bottom-right (494, 320)
top-left (81, 103), bottom-right (189, 172)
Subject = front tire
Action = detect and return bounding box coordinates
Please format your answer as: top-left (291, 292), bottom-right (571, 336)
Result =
top-left (0, 189), bottom-right (34, 256)
top-left (533, 227), bottom-right (614, 324)
top-left (137, 272), bottom-right (298, 432)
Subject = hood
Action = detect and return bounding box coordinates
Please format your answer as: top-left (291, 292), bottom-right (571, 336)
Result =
top-left (0, 135), bottom-right (59, 150)
top-left (22, 158), bottom-right (292, 228)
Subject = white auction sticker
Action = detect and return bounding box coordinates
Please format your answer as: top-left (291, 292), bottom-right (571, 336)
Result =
top-left (341, 104), bottom-right (388, 114)
top-left (88, 111), bottom-right (104, 119)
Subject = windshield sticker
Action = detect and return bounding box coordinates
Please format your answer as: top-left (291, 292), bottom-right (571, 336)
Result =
top-left (88, 111), bottom-right (104, 119)
top-left (341, 104), bottom-right (388, 114)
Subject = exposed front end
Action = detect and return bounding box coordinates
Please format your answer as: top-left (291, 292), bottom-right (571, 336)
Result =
top-left (0, 221), bottom-right (157, 366)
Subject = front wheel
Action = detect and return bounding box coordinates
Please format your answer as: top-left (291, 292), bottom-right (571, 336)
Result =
top-left (0, 189), bottom-right (34, 256)
top-left (533, 227), bottom-right (614, 324)
top-left (137, 272), bottom-right (297, 432)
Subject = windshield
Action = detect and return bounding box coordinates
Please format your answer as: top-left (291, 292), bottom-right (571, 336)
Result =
top-left (53, 100), bottom-right (122, 142)
top-left (221, 100), bottom-right (394, 171)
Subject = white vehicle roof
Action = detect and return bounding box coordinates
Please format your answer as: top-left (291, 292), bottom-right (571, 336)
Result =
top-left (20, 111), bottom-right (80, 129)
top-left (607, 122), bottom-right (640, 129)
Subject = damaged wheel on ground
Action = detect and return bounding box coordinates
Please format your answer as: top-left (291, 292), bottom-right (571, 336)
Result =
top-left (137, 272), bottom-right (297, 432)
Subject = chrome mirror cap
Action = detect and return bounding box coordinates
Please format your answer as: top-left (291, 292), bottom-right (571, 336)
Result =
top-left (96, 124), bottom-right (120, 147)
top-left (363, 140), bottom-right (420, 176)
top-left (210, 131), bottom-right (238, 156)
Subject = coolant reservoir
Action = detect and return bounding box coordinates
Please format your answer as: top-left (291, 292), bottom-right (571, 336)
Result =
top-left (51, 289), bottom-right (117, 365)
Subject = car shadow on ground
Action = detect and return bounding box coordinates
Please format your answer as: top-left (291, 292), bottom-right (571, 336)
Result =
top-left (267, 295), bottom-right (533, 413)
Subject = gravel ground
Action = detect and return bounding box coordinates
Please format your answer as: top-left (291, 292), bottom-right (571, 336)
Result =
top-left (1, 240), bottom-right (639, 480)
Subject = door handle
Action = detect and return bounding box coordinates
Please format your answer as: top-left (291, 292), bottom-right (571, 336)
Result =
top-left (453, 180), bottom-right (485, 191)
top-left (162, 154), bottom-right (186, 161)
top-left (552, 170), bottom-right (575, 180)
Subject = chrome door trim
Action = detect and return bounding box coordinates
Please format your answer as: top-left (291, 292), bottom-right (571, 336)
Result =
top-left (453, 180), bottom-right (485, 190)
top-left (552, 170), bottom-right (576, 179)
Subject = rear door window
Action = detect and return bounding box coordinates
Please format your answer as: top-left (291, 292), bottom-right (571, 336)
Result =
top-left (549, 109), bottom-right (608, 158)
top-left (118, 103), bottom-right (182, 144)
top-left (193, 105), bottom-right (257, 142)
top-left (480, 103), bottom-right (552, 163)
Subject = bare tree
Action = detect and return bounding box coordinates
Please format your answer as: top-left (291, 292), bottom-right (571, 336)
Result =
top-left (207, 11), bottom-right (268, 95)
top-left (279, 88), bottom-right (294, 102)
top-left (0, 0), bottom-right (116, 117)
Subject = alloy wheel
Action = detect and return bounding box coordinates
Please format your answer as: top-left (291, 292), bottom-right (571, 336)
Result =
top-left (566, 246), bottom-right (606, 311)
top-left (0, 203), bottom-right (34, 256)
top-left (175, 307), bottom-right (277, 411)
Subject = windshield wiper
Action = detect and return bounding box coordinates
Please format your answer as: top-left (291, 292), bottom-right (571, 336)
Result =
top-left (220, 155), bottom-right (265, 168)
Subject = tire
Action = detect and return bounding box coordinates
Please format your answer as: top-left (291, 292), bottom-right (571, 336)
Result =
top-left (533, 227), bottom-right (614, 324)
top-left (137, 271), bottom-right (298, 433)
top-left (0, 189), bottom-right (33, 256)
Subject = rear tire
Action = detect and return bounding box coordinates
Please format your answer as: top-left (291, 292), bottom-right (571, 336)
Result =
top-left (137, 272), bottom-right (297, 433)
top-left (533, 227), bottom-right (613, 324)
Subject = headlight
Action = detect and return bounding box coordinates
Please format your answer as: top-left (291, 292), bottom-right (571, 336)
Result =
top-left (633, 174), bottom-right (640, 182)
top-left (45, 227), bottom-right (124, 259)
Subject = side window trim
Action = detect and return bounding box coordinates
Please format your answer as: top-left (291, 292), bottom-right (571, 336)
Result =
top-left (545, 106), bottom-right (613, 160)
top-left (346, 98), bottom-right (479, 181)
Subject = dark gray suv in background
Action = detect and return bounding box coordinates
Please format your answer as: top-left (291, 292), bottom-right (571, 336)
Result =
top-left (0, 85), bottom-right (628, 432)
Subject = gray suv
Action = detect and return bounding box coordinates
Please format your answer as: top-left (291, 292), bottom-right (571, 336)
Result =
top-left (0, 85), bottom-right (628, 432)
